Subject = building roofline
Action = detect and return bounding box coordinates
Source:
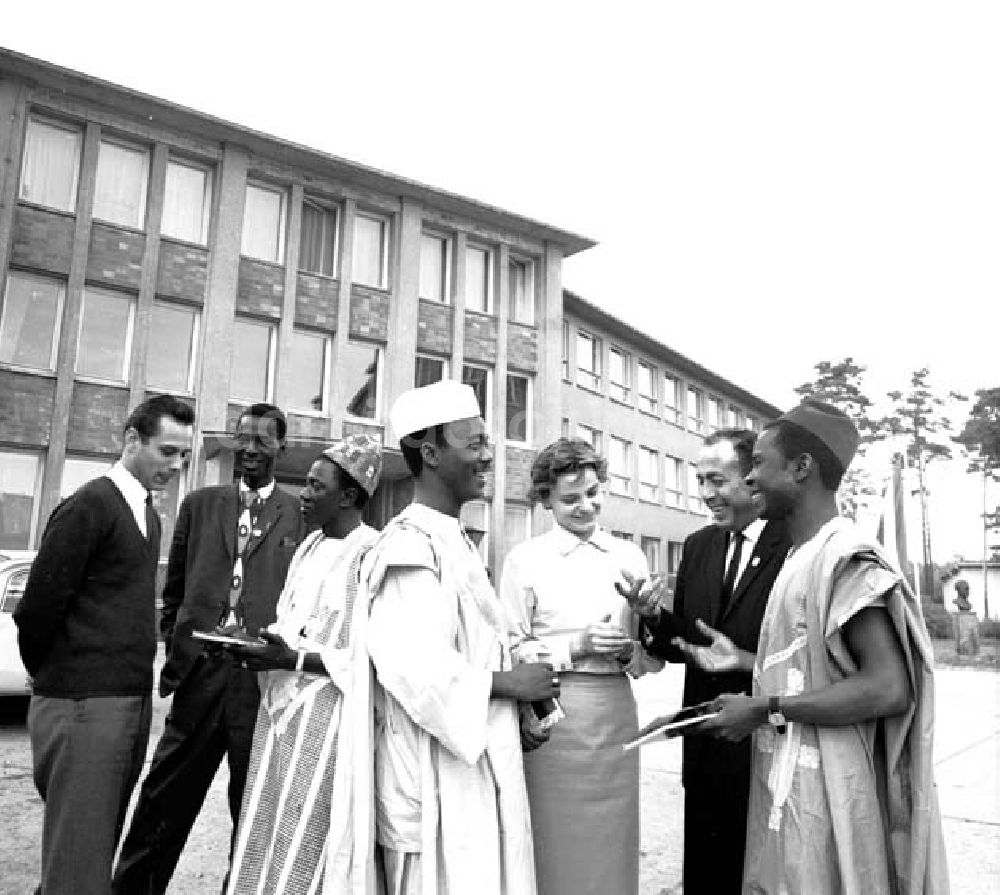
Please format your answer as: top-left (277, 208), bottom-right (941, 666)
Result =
top-left (564, 289), bottom-right (783, 419)
top-left (0, 46), bottom-right (597, 257)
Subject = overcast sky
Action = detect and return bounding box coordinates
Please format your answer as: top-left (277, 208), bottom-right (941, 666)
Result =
top-left (4, 1), bottom-right (998, 560)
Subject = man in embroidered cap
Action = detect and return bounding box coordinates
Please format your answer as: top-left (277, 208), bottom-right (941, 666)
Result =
top-left (225, 434), bottom-right (383, 895)
top-left (702, 399), bottom-right (948, 895)
top-left (365, 380), bottom-right (559, 895)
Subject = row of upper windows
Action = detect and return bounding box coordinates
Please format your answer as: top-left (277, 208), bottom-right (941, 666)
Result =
top-left (564, 324), bottom-right (763, 435)
top-left (18, 116), bottom-right (538, 323)
top-left (568, 420), bottom-right (710, 517)
top-left (0, 269), bottom-right (534, 439)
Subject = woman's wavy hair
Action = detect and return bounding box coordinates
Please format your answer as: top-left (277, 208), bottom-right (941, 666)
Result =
top-left (528, 437), bottom-right (608, 505)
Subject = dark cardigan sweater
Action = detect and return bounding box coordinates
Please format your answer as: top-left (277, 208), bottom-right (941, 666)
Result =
top-left (14, 475), bottom-right (160, 697)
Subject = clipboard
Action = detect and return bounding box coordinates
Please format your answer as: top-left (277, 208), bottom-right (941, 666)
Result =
top-left (191, 630), bottom-right (267, 650)
top-left (622, 700), bottom-right (720, 752)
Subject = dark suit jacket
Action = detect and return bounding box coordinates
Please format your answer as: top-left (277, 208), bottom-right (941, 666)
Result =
top-left (646, 519), bottom-right (790, 786)
top-left (158, 483), bottom-right (304, 696)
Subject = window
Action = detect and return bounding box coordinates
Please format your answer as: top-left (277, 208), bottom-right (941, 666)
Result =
top-left (0, 272), bottom-right (63, 372)
top-left (729, 404), bottom-right (744, 428)
top-left (287, 330), bottom-right (330, 413)
top-left (60, 456), bottom-right (112, 498)
top-left (576, 423), bottom-right (602, 453)
top-left (667, 540), bottom-right (684, 577)
top-left (465, 245), bottom-right (493, 313)
top-left (93, 138), bottom-right (149, 229)
top-left (504, 503), bottom-right (532, 558)
top-left (641, 536), bottom-right (662, 574)
top-left (608, 347), bottom-right (631, 403)
top-left (746, 413), bottom-right (759, 432)
top-left (353, 212), bottom-right (389, 288)
top-left (415, 354), bottom-right (448, 387)
top-left (576, 330), bottom-right (600, 391)
top-left (339, 341), bottom-right (382, 419)
top-left (162, 158), bottom-right (212, 244)
top-left (299, 198), bottom-right (338, 277)
top-left (460, 499), bottom-right (489, 563)
top-left (505, 374), bottom-right (531, 444)
top-left (230, 317), bottom-right (276, 403)
top-left (608, 436), bottom-right (631, 496)
top-left (241, 183), bottom-right (286, 263)
top-left (508, 256), bottom-right (534, 324)
top-left (462, 365), bottom-right (491, 428)
top-left (561, 417), bottom-right (570, 437)
top-left (561, 321), bottom-right (570, 380)
top-left (76, 287), bottom-right (135, 382)
top-left (707, 396), bottom-right (724, 432)
top-left (419, 232), bottom-right (450, 302)
top-left (687, 386), bottom-right (706, 434)
top-left (0, 451), bottom-right (42, 549)
top-left (637, 361), bottom-right (657, 414)
top-left (638, 446), bottom-right (659, 502)
top-left (146, 302), bottom-right (198, 393)
top-left (664, 455), bottom-right (683, 508)
top-left (663, 373), bottom-right (681, 425)
top-left (687, 462), bottom-right (707, 514)
top-left (19, 116), bottom-right (81, 213)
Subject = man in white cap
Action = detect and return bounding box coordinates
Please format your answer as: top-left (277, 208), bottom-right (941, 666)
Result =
top-left (701, 399), bottom-right (948, 894)
top-left (225, 435), bottom-right (384, 894)
top-left (365, 380), bottom-right (559, 895)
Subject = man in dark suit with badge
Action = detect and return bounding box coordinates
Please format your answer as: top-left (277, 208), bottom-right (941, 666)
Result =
top-left (628, 428), bottom-right (790, 895)
top-left (113, 403), bottom-right (304, 895)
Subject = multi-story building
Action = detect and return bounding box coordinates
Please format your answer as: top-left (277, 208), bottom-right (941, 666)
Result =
top-left (561, 290), bottom-right (781, 585)
top-left (0, 48), bottom-right (592, 572)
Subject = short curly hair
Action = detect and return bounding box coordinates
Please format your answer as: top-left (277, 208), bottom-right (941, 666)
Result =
top-left (529, 437), bottom-right (608, 505)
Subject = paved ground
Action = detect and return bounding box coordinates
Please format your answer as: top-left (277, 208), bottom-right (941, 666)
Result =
top-left (1, 653), bottom-right (997, 894)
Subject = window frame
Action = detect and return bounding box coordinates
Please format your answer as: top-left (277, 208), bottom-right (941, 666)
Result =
top-left (576, 423), bottom-right (602, 454)
top-left (352, 210), bottom-right (390, 289)
top-left (663, 373), bottom-right (682, 425)
top-left (664, 454), bottom-right (683, 509)
top-left (298, 195), bottom-right (340, 278)
top-left (638, 445), bottom-right (660, 503)
top-left (414, 353), bottom-right (450, 388)
top-left (608, 435), bottom-right (632, 497)
top-left (419, 230), bottom-right (451, 303)
top-left (637, 360), bottom-right (657, 415)
top-left (576, 329), bottom-right (601, 392)
top-left (460, 498), bottom-right (490, 563)
top-left (461, 363), bottom-right (493, 432)
top-left (74, 286), bottom-right (136, 384)
top-left (92, 134), bottom-right (150, 231)
top-left (687, 461), bottom-right (707, 515)
top-left (241, 181), bottom-right (287, 264)
top-left (288, 328), bottom-right (332, 415)
top-left (504, 372), bottom-right (532, 446)
top-left (608, 346), bottom-right (631, 404)
top-left (0, 270), bottom-right (65, 373)
top-left (464, 243), bottom-right (494, 315)
top-left (145, 300), bottom-right (200, 395)
top-left (18, 115), bottom-right (82, 214)
top-left (161, 156), bottom-right (213, 245)
top-left (507, 254), bottom-right (535, 324)
top-left (687, 385), bottom-right (706, 434)
top-left (340, 340), bottom-right (384, 422)
top-left (0, 448), bottom-right (44, 550)
top-left (230, 316), bottom-right (278, 404)
top-left (641, 536), bottom-right (662, 574)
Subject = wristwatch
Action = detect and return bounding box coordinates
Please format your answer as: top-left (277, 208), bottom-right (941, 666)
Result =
top-left (768, 696), bottom-right (787, 734)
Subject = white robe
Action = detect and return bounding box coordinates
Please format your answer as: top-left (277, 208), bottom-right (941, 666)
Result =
top-left (366, 504), bottom-right (536, 895)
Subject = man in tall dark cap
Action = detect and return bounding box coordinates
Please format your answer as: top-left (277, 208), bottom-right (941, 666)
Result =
top-left (701, 399), bottom-right (949, 895)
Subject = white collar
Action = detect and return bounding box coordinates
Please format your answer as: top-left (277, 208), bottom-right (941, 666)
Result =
top-left (548, 523), bottom-right (616, 557)
top-left (107, 461), bottom-right (150, 506)
top-left (240, 478), bottom-right (276, 501)
top-left (737, 517), bottom-right (767, 548)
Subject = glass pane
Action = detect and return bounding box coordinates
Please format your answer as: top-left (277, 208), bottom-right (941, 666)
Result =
top-left (420, 234), bottom-right (447, 302)
top-left (241, 184), bottom-right (283, 262)
top-left (94, 141), bottom-right (148, 229)
top-left (146, 304), bottom-right (196, 392)
top-left (505, 374), bottom-right (528, 442)
top-left (20, 119), bottom-right (81, 212)
top-left (162, 161), bottom-right (210, 244)
top-left (299, 201), bottom-right (336, 276)
top-left (353, 214), bottom-right (385, 287)
top-left (0, 273), bottom-right (62, 370)
top-left (415, 356), bottom-right (445, 387)
top-left (508, 259), bottom-right (532, 323)
top-left (339, 341), bottom-right (380, 419)
top-left (61, 457), bottom-right (112, 498)
top-left (465, 246), bottom-right (489, 312)
top-left (77, 289), bottom-right (132, 380)
top-left (462, 366), bottom-right (489, 421)
top-left (0, 452), bottom-right (39, 549)
top-left (287, 330), bottom-right (327, 412)
top-left (503, 504), bottom-right (531, 557)
top-left (230, 319), bottom-right (272, 402)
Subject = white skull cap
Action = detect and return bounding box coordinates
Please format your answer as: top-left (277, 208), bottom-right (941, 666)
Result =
top-left (390, 380), bottom-right (482, 446)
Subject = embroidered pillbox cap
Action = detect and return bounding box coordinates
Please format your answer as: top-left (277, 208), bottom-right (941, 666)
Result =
top-left (776, 398), bottom-right (859, 470)
top-left (321, 434), bottom-right (382, 497)
top-left (390, 380), bottom-right (482, 444)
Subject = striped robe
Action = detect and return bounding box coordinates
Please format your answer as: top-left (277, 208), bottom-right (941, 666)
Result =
top-left (227, 524), bottom-right (379, 895)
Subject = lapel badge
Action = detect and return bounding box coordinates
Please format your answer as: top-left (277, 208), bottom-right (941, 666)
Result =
top-left (252, 528), bottom-right (262, 537)
top-left (751, 556), bottom-right (761, 567)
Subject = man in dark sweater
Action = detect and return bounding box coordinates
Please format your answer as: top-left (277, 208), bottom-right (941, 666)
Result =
top-left (14, 394), bottom-right (195, 895)
top-left (113, 403), bottom-right (304, 894)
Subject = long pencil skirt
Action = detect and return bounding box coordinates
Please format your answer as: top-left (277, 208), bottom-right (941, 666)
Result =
top-left (523, 672), bottom-right (639, 895)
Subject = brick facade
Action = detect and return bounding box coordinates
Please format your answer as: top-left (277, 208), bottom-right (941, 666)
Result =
top-left (67, 382), bottom-right (129, 454)
top-left (348, 287), bottom-right (389, 342)
top-left (342, 419), bottom-right (384, 442)
top-left (156, 240), bottom-right (208, 303)
top-left (8, 206), bottom-right (74, 275)
top-left (464, 311), bottom-right (497, 365)
top-left (236, 257), bottom-right (284, 318)
top-left (294, 273), bottom-right (339, 331)
top-left (85, 223), bottom-right (144, 290)
top-left (507, 321), bottom-right (538, 373)
top-left (286, 412), bottom-right (331, 440)
top-left (416, 300), bottom-right (453, 354)
top-left (0, 370), bottom-right (55, 446)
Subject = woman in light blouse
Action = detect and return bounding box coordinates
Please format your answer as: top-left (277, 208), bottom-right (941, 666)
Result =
top-left (499, 437), bottom-right (660, 895)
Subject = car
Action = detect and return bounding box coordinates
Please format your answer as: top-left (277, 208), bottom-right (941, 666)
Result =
top-left (0, 550), bottom-right (34, 695)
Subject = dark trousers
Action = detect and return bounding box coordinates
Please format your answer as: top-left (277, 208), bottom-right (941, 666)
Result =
top-left (111, 657), bottom-right (260, 895)
top-left (683, 771), bottom-right (751, 895)
top-left (28, 693), bottom-right (151, 895)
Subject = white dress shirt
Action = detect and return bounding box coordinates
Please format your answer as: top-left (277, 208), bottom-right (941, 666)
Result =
top-left (727, 517), bottom-right (767, 591)
top-left (105, 461), bottom-right (151, 537)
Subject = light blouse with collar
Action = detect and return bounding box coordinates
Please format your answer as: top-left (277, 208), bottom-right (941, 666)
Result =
top-left (499, 524), bottom-right (659, 675)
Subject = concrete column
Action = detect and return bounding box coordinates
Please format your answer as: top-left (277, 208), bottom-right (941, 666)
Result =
top-left (490, 244), bottom-right (510, 572)
top-left (128, 141), bottom-right (168, 406)
top-left (274, 182), bottom-right (303, 415)
top-left (328, 197), bottom-right (355, 437)
top-left (451, 230), bottom-right (467, 375)
top-left (192, 142), bottom-right (249, 485)
top-left (0, 79), bottom-right (27, 280)
top-left (538, 242), bottom-right (564, 448)
top-left (383, 200), bottom-right (421, 428)
top-left (38, 121), bottom-right (101, 524)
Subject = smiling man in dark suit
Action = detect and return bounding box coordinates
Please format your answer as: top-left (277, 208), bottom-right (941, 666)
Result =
top-left (113, 403), bottom-right (304, 895)
top-left (630, 428), bottom-right (790, 895)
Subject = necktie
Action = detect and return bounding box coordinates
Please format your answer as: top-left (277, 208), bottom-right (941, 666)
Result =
top-left (719, 531), bottom-right (745, 614)
top-left (145, 494), bottom-right (158, 548)
top-left (225, 490), bottom-right (262, 627)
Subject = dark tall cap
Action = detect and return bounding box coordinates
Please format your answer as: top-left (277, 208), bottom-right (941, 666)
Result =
top-left (776, 399), bottom-right (859, 470)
